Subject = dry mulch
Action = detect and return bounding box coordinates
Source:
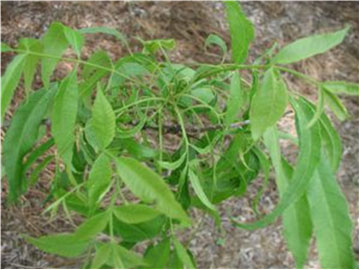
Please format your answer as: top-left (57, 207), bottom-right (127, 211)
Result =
top-left (1, 1), bottom-right (358, 269)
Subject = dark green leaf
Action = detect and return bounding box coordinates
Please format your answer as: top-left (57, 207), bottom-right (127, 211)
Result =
top-left (224, 1), bottom-right (254, 63)
top-left (272, 26), bottom-right (349, 64)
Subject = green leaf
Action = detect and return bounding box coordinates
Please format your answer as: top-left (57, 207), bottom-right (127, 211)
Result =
top-left (145, 238), bottom-right (171, 268)
top-left (204, 34), bottom-right (227, 57)
top-left (27, 155), bottom-right (54, 187)
top-left (91, 243), bottom-right (112, 269)
top-left (307, 87), bottom-right (325, 128)
top-left (75, 211), bottom-right (109, 240)
top-left (158, 152), bottom-right (187, 170)
top-left (234, 96), bottom-right (321, 229)
top-left (3, 86), bottom-right (56, 201)
top-left (63, 25), bottom-right (84, 58)
top-left (1, 42), bottom-right (12, 52)
top-left (250, 68), bottom-right (288, 140)
top-left (307, 154), bottom-right (355, 269)
top-left (322, 81), bottom-right (359, 96)
top-left (87, 153), bottom-right (112, 213)
top-left (113, 204), bottom-right (161, 224)
top-left (1, 54), bottom-right (26, 120)
top-left (18, 38), bottom-right (43, 96)
top-left (114, 157), bottom-right (191, 225)
top-left (225, 72), bottom-right (243, 126)
top-left (90, 87), bottom-right (115, 149)
top-left (23, 138), bottom-right (55, 172)
top-left (272, 26), bottom-right (350, 64)
top-left (191, 87), bottom-right (215, 104)
top-left (41, 22), bottom-right (69, 88)
top-left (188, 168), bottom-right (216, 211)
top-left (224, 1), bottom-right (254, 63)
top-left (25, 234), bottom-right (89, 258)
top-left (51, 69), bottom-right (78, 165)
top-left (263, 127), bottom-right (312, 268)
top-left (143, 39), bottom-right (176, 54)
top-left (323, 89), bottom-right (349, 121)
top-left (79, 26), bottom-right (128, 47)
top-left (172, 237), bottom-right (196, 269)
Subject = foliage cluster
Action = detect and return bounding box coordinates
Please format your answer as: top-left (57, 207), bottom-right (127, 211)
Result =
top-left (1, 2), bottom-right (358, 269)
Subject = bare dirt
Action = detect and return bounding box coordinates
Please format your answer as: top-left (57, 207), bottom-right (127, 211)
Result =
top-left (1, 1), bottom-right (358, 269)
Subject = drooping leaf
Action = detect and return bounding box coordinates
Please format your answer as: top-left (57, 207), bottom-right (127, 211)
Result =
top-left (307, 154), bottom-right (355, 269)
top-left (188, 168), bottom-right (216, 211)
top-left (113, 204), bottom-right (161, 224)
top-left (224, 1), bottom-right (254, 63)
top-left (173, 237), bottom-right (196, 269)
top-left (1, 54), bottom-right (26, 120)
top-left (250, 68), bottom-right (288, 140)
top-left (322, 81), bottom-right (359, 96)
top-left (90, 87), bottom-right (115, 149)
top-left (263, 127), bottom-right (312, 268)
top-left (114, 157), bottom-right (191, 225)
top-left (272, 26), bottom-right (350, 64)
top-left (63, 25), bottom-right (84, 58)
top-left (74, 211), bottom-right (110, 240)
top-left (158, 152), bottom-right (187, 170)
top-left (3, 86), bottom-right (56, 201)
top-left (51, 69), bottom-right (78, 165)
top-left (25, 234), bottom-right (89, 258)
top-left (225, 72), bottom-right (243, 126)
top-left (41, 22), bottom-right (69, 88)
top-left (145, 238), bottom-right (171, 269)
top-left (87, 153), bottom-right (112, 213)
top-left (204, 34), bottom-right (227, 57)
top-left (323, 89), bottom-right (349, 121)
top-left (18, 38), bottom-right (43, 96)
top-left (234, 96), bottom-right (321, 229)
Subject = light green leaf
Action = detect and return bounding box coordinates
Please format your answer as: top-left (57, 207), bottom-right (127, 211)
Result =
top-left (224, 1), bottom-right (254, 64)
top-left (188, 168), bottom-right (216, 211)
top-left (87, 153), bottom-right (112, 213)
top-left (173, 237), bottom-right (196, 269)
top-left (225, 72), bottom-right (243, 126)
top-left (3, 86), bottom-right (56, 201)
top-left (114, 157), bottom-right (191, 225)
top-left (205, 34), bottom-right (227, 57)
top-left (145, 238), bottom-right (171, 268)
top-left (234, 96), bottom-right (321, 229)
top-left (191, 87), bottom-right (215, 104)
top-left (323, 89), bottom-right (349, 121)
top-left (322, 81), bottom-right (359, 96)
top-left (51, 69), bottom-right (78, 165)
top-left (1, 42), bottom-right (12, 52)
top-left (250, 68), bottom-right (288, 140)
top-left (272, 26), bottom-right (350, 64)
top-left (63, 25), bottom-right (84, 58)
top-left (1, 54), bottom-right (26, 120)
top-left (91, 87), bottom-right (115, 149)
top-left (91, 243), bottom-right (112, 269)
top-left (41, 22), bottom-right (69, 88)
top-left (113, 204), bottom-right (161, 224)
top-left (158, 151), bottom-right (187, 170)
top-left (143, 39), bottom-right (176, 54)
top-left (307, 87), bottom-right (325, 128)
top-left (75, 211), bottom-right (109, 240)
top-left (18, 38), bottom-right (43, 96)
top-left (25, 234), bottom-right (89, 258)
top-left (307, 154), bottom-right (355, 269)
top-left (264, 127), bottom-right (312, 268)
top-left (79, 26), bottom-right (128, 47)
top-left (112, 243), bottom-right (146, 268)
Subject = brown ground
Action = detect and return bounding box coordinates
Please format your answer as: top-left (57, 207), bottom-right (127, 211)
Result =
top-left (1, 1), bottom-right (359, 269)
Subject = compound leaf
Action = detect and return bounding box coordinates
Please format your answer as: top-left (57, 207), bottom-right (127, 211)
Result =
top-left (114, 157), bottom-right (191, 225)
top-left (273, 26), bottom-right (350, 64)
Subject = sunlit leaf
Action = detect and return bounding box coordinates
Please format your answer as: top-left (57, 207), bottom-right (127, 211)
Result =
top-left (113, 204), bottom-right (161, 224)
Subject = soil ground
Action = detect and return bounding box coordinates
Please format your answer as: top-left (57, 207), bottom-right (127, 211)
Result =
top-left (1, 1), bottom-right (359, 269)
